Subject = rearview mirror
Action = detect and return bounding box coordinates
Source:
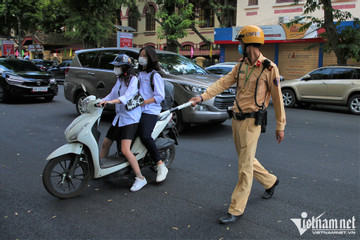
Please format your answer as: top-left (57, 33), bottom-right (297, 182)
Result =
top-left (302, 75), bottom-right (311, 81)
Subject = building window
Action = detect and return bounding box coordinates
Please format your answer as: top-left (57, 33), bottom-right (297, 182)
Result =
top-left (182, 45), bottom-right (192, 50)
top-left (128, 11), bottom-right (138, 31)
top-left (248, 0), bottom-right (258, 6)
top-left (200, 44), bottom-right (211, 50)
top-left (199, 7), bottom-right (214, 28)
top-left (145, 5), bottom-right (156, 31)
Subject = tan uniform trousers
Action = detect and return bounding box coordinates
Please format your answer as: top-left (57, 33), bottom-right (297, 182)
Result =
top-left (228, 118), bottom-right (277, 216)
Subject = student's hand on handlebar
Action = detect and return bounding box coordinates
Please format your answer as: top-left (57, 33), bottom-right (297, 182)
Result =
top-left (189, 96), bottom-right (202, 107)
top-left (99, 100), bottom-right (108, 107)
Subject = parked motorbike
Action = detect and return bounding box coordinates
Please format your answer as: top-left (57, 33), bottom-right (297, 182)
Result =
top-left (42, 95), bottom-right (193, 199)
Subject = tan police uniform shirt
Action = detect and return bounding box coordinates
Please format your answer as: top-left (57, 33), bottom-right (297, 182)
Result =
top-left (201, 53), bottom-right (286, 131)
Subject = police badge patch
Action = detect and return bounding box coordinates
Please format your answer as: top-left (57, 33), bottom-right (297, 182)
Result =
top-left (273, 78), bottom-right (279, 87)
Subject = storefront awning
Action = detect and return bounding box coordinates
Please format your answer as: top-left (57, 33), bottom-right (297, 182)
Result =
top-left (214, 21), bottom-right (356, 45)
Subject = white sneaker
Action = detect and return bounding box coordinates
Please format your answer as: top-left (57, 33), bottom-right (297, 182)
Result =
top-left (156, 164), bottom-right (168, 183)
top-left (130, 177), bottom-right (147, 192)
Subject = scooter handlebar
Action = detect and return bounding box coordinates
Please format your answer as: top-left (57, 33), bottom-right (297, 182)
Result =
top-left (158, 101), bottom-right (194, 119)
top-left (94, 102), bottom-right (114, 108)
top-left (172, 101), bottom-right (194, 111)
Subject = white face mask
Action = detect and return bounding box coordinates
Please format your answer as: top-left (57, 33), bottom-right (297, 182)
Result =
top-left (114, 67), bottom-right (122, 76)
top-left (138, 57), bottom-right (148, 66)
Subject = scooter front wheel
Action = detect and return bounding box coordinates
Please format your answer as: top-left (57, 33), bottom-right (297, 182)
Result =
top-left (42, 154), bottom-right (90, 199)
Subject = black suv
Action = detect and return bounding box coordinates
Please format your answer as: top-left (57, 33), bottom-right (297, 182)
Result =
top-left (0, 58), bottom-right (58, 102)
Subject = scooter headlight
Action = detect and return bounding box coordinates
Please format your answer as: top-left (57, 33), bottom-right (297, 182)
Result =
top-left (81, 95), bottom-right (96, 113)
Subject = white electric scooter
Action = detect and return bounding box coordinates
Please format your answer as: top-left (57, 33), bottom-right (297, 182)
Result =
top-left (42, 95), bottom-right (193, 199)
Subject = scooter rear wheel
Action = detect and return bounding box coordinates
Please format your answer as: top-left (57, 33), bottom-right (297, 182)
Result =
top-left (42, 154), bottom-right (90, 199)
top-left (160, 145), bottom-right (176, 168)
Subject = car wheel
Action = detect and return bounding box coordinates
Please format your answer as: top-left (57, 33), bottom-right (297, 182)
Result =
top-left (348, 94), bottom-right (360, 115)
top-left (76, 92), bottom-right (87, 115)
top-left (282, 89), bottom-right (296, 108)
top-left (172, 106), bottom-right (188, 133)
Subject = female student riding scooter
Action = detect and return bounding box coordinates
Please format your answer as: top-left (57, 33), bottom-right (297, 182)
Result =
top-left (99, 54), bottom-right (147, 192)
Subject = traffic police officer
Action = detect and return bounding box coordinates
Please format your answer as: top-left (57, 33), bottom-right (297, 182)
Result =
top-left (189, 25), bottom-right (286, 224)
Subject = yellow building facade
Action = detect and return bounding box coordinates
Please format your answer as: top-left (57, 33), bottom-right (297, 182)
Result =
top-left (123, 0), bottom-right (359, 78)
top-left (219, 0), bottom-right (360, 80)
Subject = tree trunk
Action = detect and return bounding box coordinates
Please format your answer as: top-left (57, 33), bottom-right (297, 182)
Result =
top-left (16, 16), bottom-right (23, 58)
top-left (321, 0), bottom-right (347, 65)
top-left (166, 39), bottom-right (178, 53)
top-left (32, 32), bottom-right (39, 59)
top-left (190, 23), bottom-right (211, 46)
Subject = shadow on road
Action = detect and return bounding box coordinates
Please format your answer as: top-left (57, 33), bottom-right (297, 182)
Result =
top-left (180, 120), bottom-right (232, 138)
top-left (303, 104), bottom-right (352, 115)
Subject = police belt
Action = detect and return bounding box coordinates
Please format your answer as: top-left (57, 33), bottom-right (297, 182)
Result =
top-left (232, 111), bottom-right (257, 121)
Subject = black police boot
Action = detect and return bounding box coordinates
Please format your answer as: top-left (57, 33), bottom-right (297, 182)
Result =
top-left (262, 179), bottom-right (279, 199)
top-left (219, 213), bottom-right (242, 224)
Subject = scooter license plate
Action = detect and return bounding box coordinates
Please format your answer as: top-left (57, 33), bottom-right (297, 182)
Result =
top-left (32, 87), bottom-right (48, 92)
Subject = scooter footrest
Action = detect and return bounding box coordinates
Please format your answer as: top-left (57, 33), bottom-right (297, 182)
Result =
top-left (100, 155), bottom-right (127, 168)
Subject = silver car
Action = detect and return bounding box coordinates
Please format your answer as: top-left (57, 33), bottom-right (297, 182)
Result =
top-left (280, 66), bottom-right (360, 114)
top-left (64, 47), bottom-right (236, 131)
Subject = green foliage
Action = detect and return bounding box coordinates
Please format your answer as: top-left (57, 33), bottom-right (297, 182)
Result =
top-left (337, 20), bottom-right (360, 62)
top-left (0, 0), bottom-right (42, 36)
top-left (40, 0), bottom-right (70, 33)
top-left (209, 0), bottom-right (236, 27)
top-left (292, 0), bottom-right (360, 64)
top-left (63, 0), bottom-right (117, 48)
top-left (155, 0), bottom-right (194, 42)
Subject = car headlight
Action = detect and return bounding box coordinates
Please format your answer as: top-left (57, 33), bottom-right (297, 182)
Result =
top-left (5, 74), bottom-right (25, 84)
top-left (50, 78), bottom-right (57, 84)
top-left (181, 84), bottom-right (206, 94)
top-left (194, 104), bottom-right (208, 111)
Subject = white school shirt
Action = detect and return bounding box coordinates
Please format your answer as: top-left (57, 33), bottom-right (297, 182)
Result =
top-left (103, 75), bottom-right (141, 127)
top-left (138, 71), bottom-right (165, 115)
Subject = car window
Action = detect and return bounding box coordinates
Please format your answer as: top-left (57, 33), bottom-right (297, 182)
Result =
top-left (220, 67), bottom-right (233, 74)
top-left (208, 67), bottom-right (227, 75)
top-left (0, 60), bottom-right (41, 72)
top-left (58, 62), bottom-right (67, 67)
top-left (124, 50), bottom-right (139, 66)
top-left (78, 51), bottom-right (100, 68)
top-left (158, 53), bottom-right (207, 75)
top-left (355, 69), bottom-right (360, 79)
top-left (207, 67), bottom-right (219, 74)
top-left (331, 68), bottom-right (357, 80)
top-left (98, 50), bottom-right (123, 70)
top-left (308, 68), bottom-right (333, 80)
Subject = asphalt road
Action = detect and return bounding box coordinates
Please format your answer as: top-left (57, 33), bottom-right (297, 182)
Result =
top-left (1, 86), bottom-right (359, 240)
